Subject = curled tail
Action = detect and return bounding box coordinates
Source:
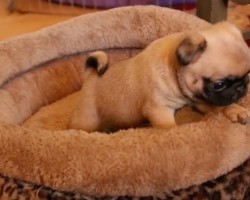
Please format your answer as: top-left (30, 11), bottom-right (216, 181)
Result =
top-left (85, 51), bottom-right (109, 77)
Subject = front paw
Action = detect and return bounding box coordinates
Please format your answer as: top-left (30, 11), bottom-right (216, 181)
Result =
top-left (222, 104), bottom-right (250, 124)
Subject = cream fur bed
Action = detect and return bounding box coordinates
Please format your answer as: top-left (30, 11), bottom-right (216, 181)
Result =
top-left (0, 6), bottom-right (250, 199)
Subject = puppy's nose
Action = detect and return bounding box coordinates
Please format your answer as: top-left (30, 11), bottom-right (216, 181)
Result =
top-left (237, 86), bottom-right (244, 93)
top-left (244, 76), bottom-right (249, 84)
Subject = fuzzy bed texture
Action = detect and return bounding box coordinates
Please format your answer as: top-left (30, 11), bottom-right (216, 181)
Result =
top-left (0, 6), bottom-right (250, 199)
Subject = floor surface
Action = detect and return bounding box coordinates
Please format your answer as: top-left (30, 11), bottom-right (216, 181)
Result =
top-left (0, 0), bottom-right (91, 40)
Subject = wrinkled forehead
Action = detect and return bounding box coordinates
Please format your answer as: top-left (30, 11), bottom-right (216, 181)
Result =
top-left (191, 39), bottom-right (250, 80)
top-left (201, 29), bottom-right (250, 79)
top-left (204, 55), bottom-right (250, 81)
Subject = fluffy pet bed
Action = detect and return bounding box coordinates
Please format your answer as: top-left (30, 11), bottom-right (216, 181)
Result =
top-left (0, 6), bottom-right (250, 199)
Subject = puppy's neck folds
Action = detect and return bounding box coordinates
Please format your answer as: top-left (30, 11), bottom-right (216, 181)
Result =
top-left (134, 52), bottom-right (189, 109)
top-left (154, 67), bottom-right (189, 109)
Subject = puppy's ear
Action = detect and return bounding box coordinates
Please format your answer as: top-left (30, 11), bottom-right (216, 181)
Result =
top-left (176, 33), bottom-right (207, 66)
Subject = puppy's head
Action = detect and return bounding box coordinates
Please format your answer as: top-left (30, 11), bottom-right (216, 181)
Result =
top-left (176, 22), bottom-right (250, 106)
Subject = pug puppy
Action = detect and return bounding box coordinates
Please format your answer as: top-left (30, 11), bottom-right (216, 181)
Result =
top-left (68, 22), bottom-right (250, 132)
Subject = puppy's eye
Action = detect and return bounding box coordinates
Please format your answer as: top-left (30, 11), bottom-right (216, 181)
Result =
top-left (212, 81), bottom-right (227, 92)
